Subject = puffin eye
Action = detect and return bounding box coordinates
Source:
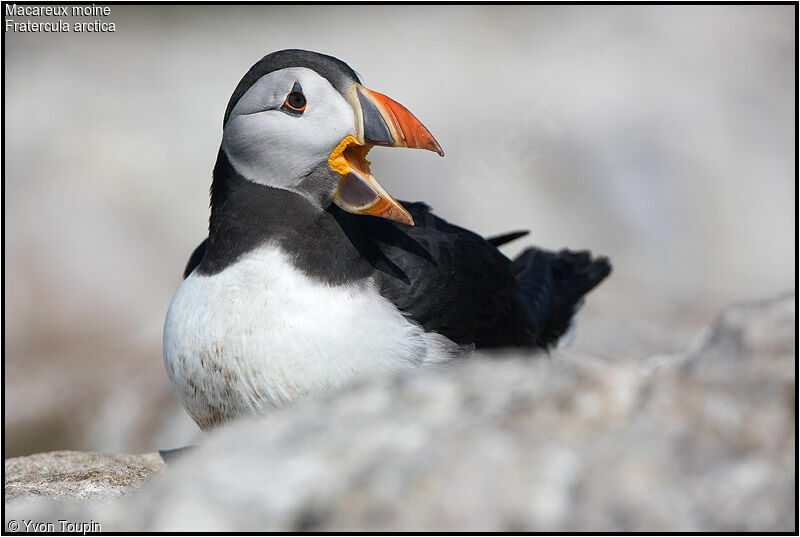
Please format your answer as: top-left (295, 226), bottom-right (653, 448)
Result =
top-left (285, 92), bottom-right (306, 110)
top-left (281, 82), bottom-right (306, 116)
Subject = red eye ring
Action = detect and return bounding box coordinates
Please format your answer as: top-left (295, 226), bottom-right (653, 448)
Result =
top-left (284, 91), bottom-right (306, 112)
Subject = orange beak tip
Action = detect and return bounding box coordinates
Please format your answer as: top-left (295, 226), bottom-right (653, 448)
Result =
top-left (357, 84), bottom-right (445, 157)
top-left (384, 204), bottom-right (414, 226)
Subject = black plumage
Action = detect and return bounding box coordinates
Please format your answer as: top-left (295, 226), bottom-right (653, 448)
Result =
top-left (184, 151), bottom-right (611, 349)
top-left (486, 230), bottom-right (530, 247)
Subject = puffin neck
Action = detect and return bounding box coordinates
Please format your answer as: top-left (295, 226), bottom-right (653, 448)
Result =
top-left (201, 148), bottom-right (374, 283)
top-left (206, 150), bottom-right (303, 258)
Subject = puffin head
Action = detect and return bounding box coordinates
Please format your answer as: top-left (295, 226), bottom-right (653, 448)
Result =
top-left (220, 49), bottom-right (443, 226)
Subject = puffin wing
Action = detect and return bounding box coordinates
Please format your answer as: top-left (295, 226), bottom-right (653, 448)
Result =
top-left (366, 202), bottom-right (537, 348)
top-left (361, 202), bottom-right (611, 350)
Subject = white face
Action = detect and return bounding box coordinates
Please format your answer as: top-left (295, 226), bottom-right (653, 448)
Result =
top-left (222, 67), bottom-right (356, 193)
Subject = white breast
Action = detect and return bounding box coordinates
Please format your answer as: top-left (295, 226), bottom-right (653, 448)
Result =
top-left (163, 244), bottom-right (469, 430)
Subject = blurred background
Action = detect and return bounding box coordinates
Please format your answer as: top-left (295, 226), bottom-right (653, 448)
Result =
top-left (4, 5), bottom-right (795, 458)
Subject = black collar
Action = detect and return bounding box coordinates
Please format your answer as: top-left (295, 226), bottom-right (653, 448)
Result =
top-left (199, 150), bottom-right (414, 286)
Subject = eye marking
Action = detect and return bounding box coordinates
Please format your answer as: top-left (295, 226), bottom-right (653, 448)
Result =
top-left (281, 81), bottom-right (306, 116)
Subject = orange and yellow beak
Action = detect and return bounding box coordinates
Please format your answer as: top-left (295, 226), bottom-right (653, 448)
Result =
top-left (328, 84), bottom-right (444, 226)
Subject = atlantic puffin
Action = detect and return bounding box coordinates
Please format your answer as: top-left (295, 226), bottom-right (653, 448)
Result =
top-left (163, 49), bottom-right (611, 431)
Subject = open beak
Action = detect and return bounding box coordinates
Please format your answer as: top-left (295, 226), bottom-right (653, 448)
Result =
top-left (328, 83), bottom-right (444, 226)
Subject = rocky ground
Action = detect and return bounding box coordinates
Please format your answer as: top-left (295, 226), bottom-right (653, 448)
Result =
top-left (4, 451), bottom-right (165, 504)
top-left (4, 293), bottom-right (795, 532)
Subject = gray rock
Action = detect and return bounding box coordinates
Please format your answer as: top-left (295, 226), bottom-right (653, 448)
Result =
top-left (4, 294), bottom-right (795, 531)
top-left (4, 451), bottom-right (165, 503)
